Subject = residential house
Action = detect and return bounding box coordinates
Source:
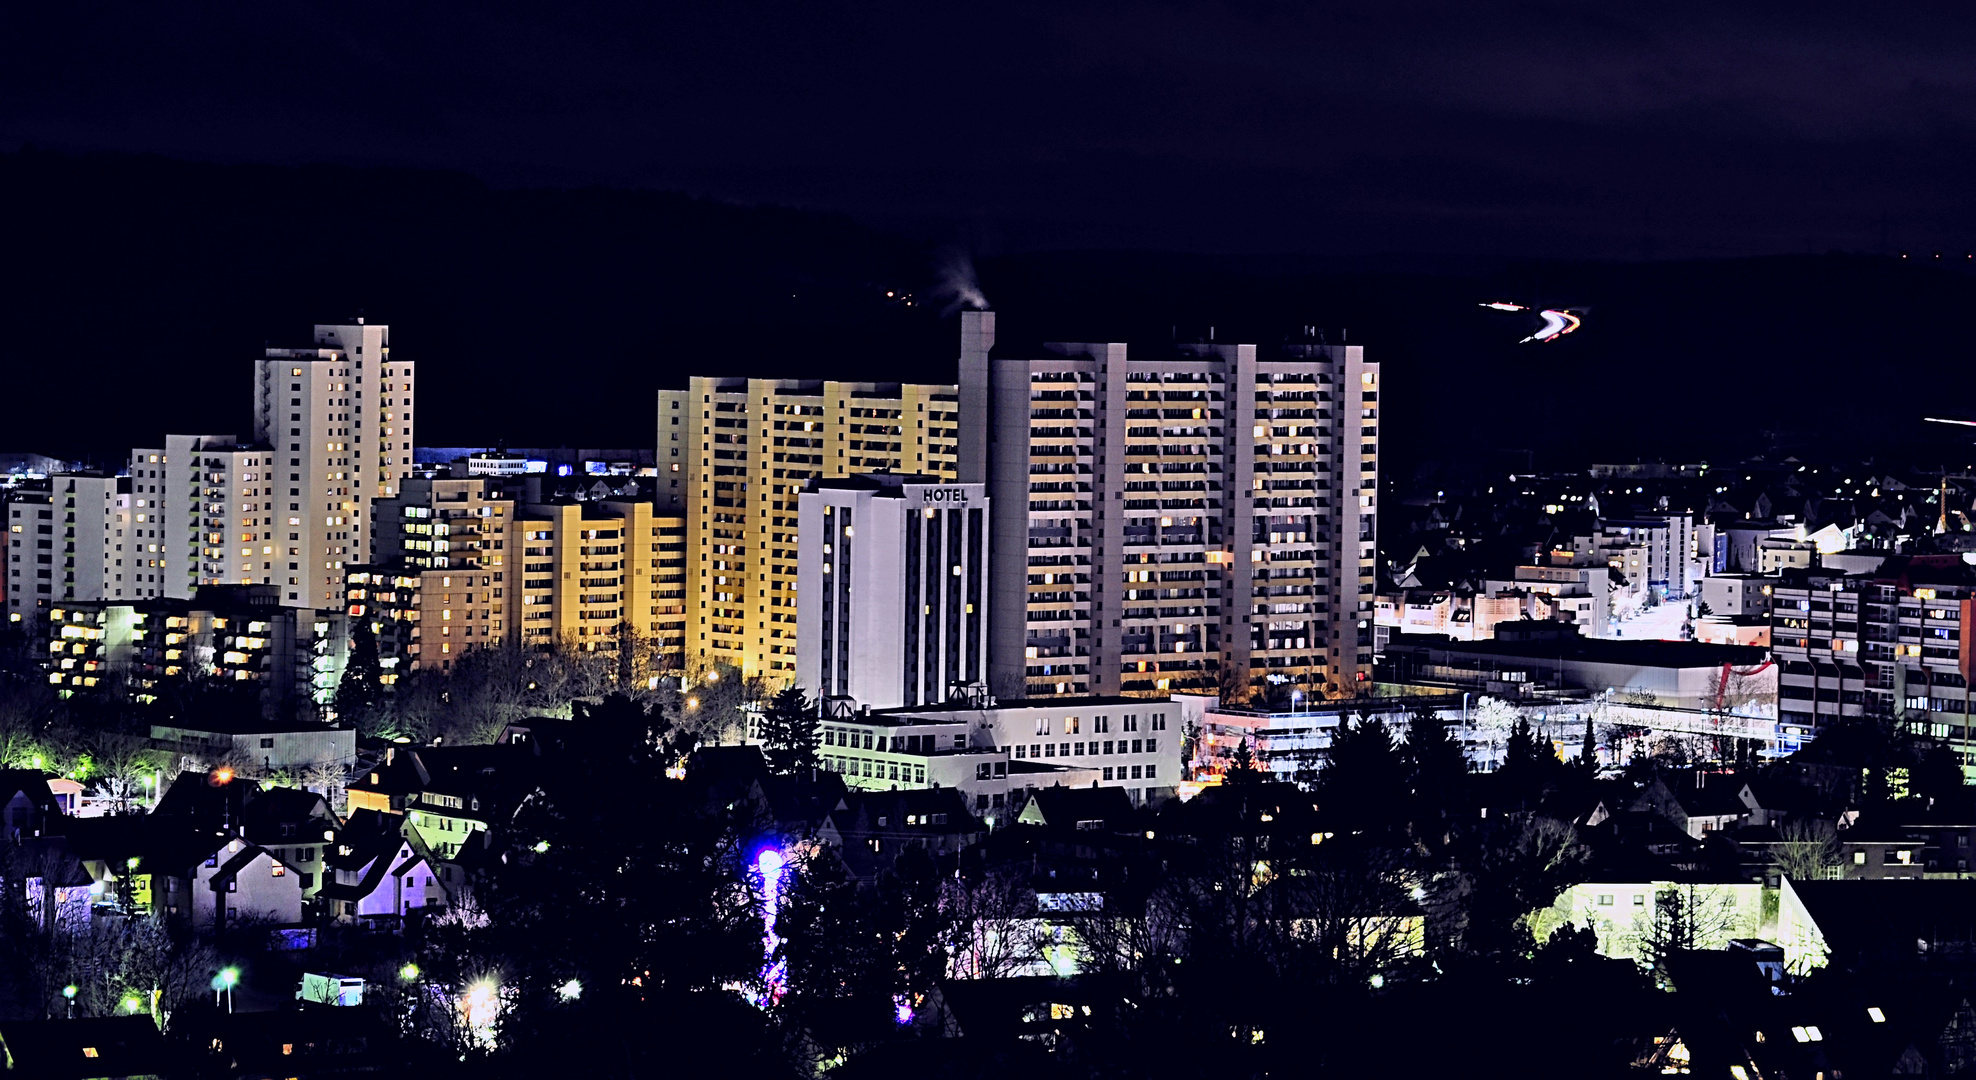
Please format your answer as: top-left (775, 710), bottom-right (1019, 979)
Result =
top-left (817, 788), bottom-right (984, 881)
top-left (0, 770), bottom-right (65, 840)
top-left (316, 809), bottom-right (446, 924)
top-left (240, 785), bottom-right (338, 901)
top-left (0, 1016), bottom-right (174, 1079)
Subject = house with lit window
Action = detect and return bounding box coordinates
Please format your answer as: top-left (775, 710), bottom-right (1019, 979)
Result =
top-left (190, 835), bottom-right (305, 932)
top-left (56, 814), bottom-right (303, 934)
top-left (1550, 873), bottom-right (1765, 964)
top-left (818, 788), bottom-right (984, 880)
top-left (240, 785), bottom-right (338, 900)
top-left (316, 809), bottom-right (446, 924)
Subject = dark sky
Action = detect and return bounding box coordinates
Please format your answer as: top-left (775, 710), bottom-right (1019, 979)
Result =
top-left (11, 2), bottom-right (1976, 257)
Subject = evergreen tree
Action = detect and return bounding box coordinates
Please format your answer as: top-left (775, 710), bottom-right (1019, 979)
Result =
top-left (1227, 737), bottom-right (1261, 784)
top-left (1316, 714), bottom-right (1408, 837)
top-left (758, 685), bottom-right (819, 775)
top-left (1400, 705), bottom-right (1469, 847)
top-left (335, 619), bottom-right (385, 725)
top-left (1578, 713), bottom-right (1598, 772)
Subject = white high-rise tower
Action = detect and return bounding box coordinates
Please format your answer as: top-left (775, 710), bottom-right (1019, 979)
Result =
top-left (253, 321), bottom-right (417, 608)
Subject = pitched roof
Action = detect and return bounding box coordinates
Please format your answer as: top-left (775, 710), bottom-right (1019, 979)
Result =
top-left (1015, 785), bottom-right (1136, 831)
top-left (0, 769), bottom-right (63, 818)
top-left (0, 1016), bottom-right (172, 1079)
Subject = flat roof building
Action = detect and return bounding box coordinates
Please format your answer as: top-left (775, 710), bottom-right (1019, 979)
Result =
top-left (797, 474), bottom-right (990, 712)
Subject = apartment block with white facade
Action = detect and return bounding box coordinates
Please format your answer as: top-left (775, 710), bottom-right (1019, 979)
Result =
top-left (958, 310), bottom-right (1380, 704)
top-left (253, 320), bottom-right (415, 608)
top-left (796, 474), bottom-right (990, 711)
top-left (153, 435), bottom-right (280, 603)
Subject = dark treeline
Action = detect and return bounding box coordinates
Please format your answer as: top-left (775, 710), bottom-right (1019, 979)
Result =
top-left (12, 150), bottom-right (1976, 479)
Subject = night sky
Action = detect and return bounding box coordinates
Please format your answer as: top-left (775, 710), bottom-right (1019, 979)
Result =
top-left (11, 4), bottom-right (1976, 472)
top-left (12, 2), bottom-right (1976, 258)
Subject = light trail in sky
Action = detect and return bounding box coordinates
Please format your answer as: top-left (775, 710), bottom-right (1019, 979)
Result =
top-left (1519, 308), bottom-right (1582, 343)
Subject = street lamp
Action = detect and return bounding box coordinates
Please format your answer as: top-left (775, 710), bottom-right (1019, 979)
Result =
top-left (61, 984), bottom-right (76, 1019)
top-left (214, 967), bottom-right (239, 1013)
top-left (400, 963), bottom-right (421, 983)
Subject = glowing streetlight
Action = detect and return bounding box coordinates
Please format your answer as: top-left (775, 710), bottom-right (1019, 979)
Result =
top-left (462, 979), bottom-right (502, 1049)
top-left (61, 985), bottom-right (77, 999)
top-left (400, 963), bottom-right (421, 982)
top-left (557, 978), bottom-right (583, 1002)
top-left (706, 670), bottom-right (720, 684)
top-left (213, 967), bottom-right (239, 1013)
top-left (686, 696), bottom-right (699, 710)
top-left (123, 996), bottom-right (143, 1014)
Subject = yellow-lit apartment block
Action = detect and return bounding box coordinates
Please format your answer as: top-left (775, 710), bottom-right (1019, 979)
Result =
top-left (657, 379), bottom-right (960, 681)
top-left (351, 475), bottom-right (685, 674)
top-left (516, 497), bottom-right (687, 666)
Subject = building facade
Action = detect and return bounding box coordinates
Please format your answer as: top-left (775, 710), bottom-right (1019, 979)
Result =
top-left (40, 587), bottom-right (345, 711)
top-left (1771, 557), bottom-right (1976, 770)
top-left (657, 377), bottom-right (961, 679)
top-left (252, 320), bottom-right (416, 609)
top-left (4, 487), bottom-right (53, 625)
top-left (796, 474), bottom-right (990, 711)
top-left (140, 435), bottom-right (279, 604)
top-left (958, 310), bottom-right (1380, 703)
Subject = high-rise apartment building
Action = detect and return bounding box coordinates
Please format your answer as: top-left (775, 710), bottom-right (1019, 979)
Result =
top-left (372, 475), bottom-right (517, 574)
top-left (127, 449), bottom-right (170, 597)
top-left (4, 488), bottom-right (54, 624)
top-left (657, 378), bottom-right (961, 679)
top-left (348, 475), bottom-right (519, 674)
top-left (796, 474), bottom-right (990, 711)
top-left (132, 321), bottom-right (413, 613)
top-left (350, 478), bottom-right (687, 674)
top-left (958, 311), bottom-right (1380, 703)
top-left (147, 434), bottom-right (280, 602)
top-left (254, 320), bottom-right (415, 608)
top-left (1771, 556), bottom-right (1976, 772)
top-left (8, 471), bottom-right (162, 625)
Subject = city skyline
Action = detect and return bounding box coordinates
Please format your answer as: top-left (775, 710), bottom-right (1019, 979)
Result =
top-left (13, 8), bottom-right (1976, 1078)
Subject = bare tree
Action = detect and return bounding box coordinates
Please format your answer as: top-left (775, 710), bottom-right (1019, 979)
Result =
top-left (300, 761), bottom-right (352, 815)
top-left (54, 914), bottom-right (218, 1032)
top-left (942, 868), bottom-right (1048, 979)
top-left (89, 734), bottom-right (157, 814)
top-left (1471, 696), bottom-right (1520, 767)
top-left (1772, 818), bottom-right (1846, 883)
top-left (1632, 884), bottom-right (1752, 976)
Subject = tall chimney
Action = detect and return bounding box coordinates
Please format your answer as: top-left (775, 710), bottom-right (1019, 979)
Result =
top-left (956, 310), bottom-right (996, 485)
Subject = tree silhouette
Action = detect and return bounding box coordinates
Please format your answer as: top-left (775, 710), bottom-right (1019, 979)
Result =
top-left (1317, 714), bottom-right (1408, 838)
top-left (757, 684), bottom-right (818, 775)
top-left (335, 619), bottom-right (385, 729)
top-left (1400, 705), bottom-right (1468, 849)
top-left (1227, 736), bottom-right (1262, 784)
